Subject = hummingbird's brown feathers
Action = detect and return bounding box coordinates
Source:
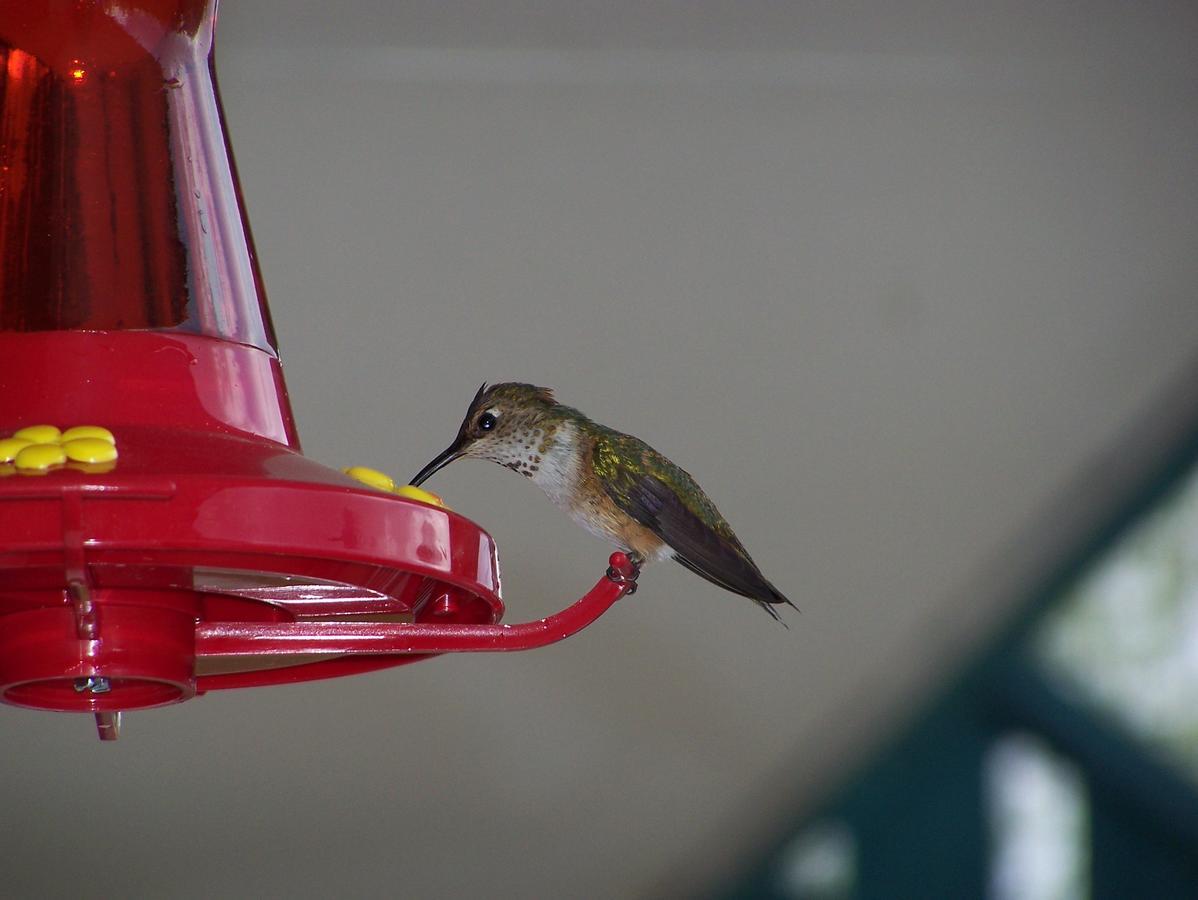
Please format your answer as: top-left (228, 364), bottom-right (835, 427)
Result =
top-left (473, 382), bottom-right (557, 413)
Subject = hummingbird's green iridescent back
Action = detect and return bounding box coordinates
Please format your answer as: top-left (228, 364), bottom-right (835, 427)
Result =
top-left (590, 425), bottom-right (742, 547)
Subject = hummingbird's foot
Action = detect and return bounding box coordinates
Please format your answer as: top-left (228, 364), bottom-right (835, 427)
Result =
top-left (606, 551), bottom-right (641, 595)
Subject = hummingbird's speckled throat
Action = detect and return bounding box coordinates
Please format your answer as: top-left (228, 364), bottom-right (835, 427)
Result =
top-left (410, 382), bottom-right (795, 622)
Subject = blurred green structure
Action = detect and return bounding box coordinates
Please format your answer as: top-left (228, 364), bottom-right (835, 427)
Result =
top-left (726, 433), bottom-right (1198, 899)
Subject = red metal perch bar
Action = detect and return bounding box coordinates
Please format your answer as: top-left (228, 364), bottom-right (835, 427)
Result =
top-left (196, 552), bottom-right (640, 691)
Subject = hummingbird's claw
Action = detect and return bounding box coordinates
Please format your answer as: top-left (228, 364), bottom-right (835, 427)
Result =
top-left (606, 551), bottom-right (641, 595)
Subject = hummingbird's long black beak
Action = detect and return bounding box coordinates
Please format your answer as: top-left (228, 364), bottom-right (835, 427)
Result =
top-left (409, 441), bottom-right (465, 486)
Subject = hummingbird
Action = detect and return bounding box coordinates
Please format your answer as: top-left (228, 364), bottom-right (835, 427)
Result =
top-left (410, 383), bottom-right (795, 621)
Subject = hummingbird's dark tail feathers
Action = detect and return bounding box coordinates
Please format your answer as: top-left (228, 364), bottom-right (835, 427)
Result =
top-left (756, 598), bottom-right (788, 627)
top-left (752, 580), bottom-right (798, 627)
top-left (612, 470), bottom-right (796, 624)
top-left (672, 554), bottom-right (796, 625)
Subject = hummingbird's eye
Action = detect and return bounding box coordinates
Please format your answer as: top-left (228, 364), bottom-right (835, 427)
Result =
top-left (477, 412), bottom-right (498, 432)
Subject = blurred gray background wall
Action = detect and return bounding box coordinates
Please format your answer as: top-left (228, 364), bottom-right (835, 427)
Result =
top-left (5, 3), bottom-right (1198, 897)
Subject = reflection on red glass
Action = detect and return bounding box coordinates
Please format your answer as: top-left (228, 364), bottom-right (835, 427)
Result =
top-left (0, 0), bottom-right (277, 353)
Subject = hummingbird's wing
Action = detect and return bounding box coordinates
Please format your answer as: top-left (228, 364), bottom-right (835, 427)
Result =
top-left (594, 433), bottom-right (793, 616)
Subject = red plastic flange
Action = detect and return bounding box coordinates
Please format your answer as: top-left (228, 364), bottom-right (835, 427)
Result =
top-left (0, 590), bottom-right (197, 711)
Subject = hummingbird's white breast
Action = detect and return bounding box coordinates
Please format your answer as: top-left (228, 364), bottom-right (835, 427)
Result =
top-left (531, 421), bottom-right (615, 544)
top-left (530, 421), bottom-right (583, 512)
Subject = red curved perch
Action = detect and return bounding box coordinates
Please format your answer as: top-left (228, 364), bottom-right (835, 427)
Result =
top-left (195, 552), bottom-right (640, 691)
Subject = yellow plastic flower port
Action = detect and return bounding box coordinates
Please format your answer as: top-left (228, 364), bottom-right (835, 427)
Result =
top-left (0, 437), bottom-right (33, 462)
top-left (343, 465), bottom-right (396, 493)
top-left (394, 484), bottom-right (446, 507)
top-left (62, 438), bottom-right (118, 464)
top-left (61, 425), bottom-right (116, 444)
top-left (15, 443), bottom-right (68, 470)
top-left (13, 424), bottom-right (61, 444)
top-left (342, 465), bottom-right (447, 508)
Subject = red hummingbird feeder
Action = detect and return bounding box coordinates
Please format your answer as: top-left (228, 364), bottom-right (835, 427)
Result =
top-left (0, 0), bottom-right (638, 740)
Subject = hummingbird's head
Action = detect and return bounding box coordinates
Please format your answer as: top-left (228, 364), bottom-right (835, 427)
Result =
top-left (409, 382), bottom-right (561, 485)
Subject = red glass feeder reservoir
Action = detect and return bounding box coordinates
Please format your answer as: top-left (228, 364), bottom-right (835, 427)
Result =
top-left (0, 0), bottom-right (637, 739)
